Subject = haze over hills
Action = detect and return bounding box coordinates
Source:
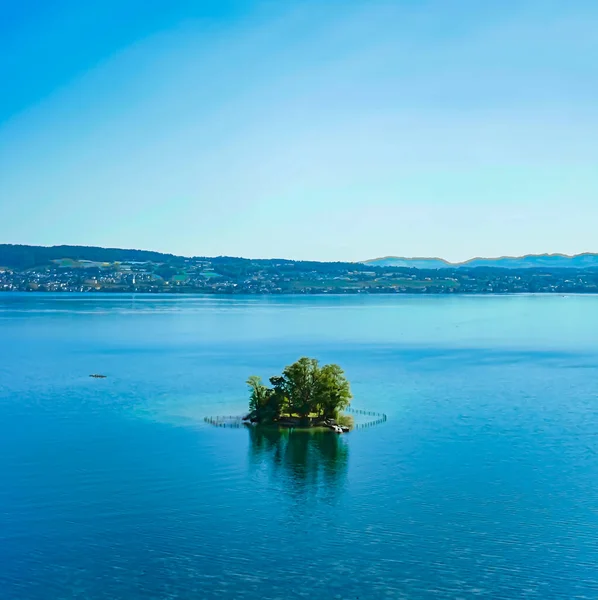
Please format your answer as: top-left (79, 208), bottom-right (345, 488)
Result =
top-left (364, 253), bottom-right (598, 269)
top-left (3, 245), bottom-right (598, 270)
top-left (3, 244), bottom-right (598, 294)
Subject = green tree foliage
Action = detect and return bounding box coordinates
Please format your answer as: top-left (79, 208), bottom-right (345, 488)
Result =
top-left (247, 358), bottom-right (352, 423)
top-left (247, 375), bottom-right (282, 423)
top-left (154, 264), bottom-right (177, 281)
top-left (0, 244), bottom-right (176, 269)
top-left (315, 363), bottom-right (352, 418)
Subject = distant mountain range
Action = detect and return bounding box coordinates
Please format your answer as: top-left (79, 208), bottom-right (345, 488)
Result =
top-left (364, 253), bottom-right (598, 269)
top-left (2, 245), bottom-right (598, 271)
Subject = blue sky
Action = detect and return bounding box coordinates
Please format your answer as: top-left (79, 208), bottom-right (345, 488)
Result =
top-left (1, 0), bottom-right (596, 261)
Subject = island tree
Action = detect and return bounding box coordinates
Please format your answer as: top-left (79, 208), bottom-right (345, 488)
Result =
top-left (246, 357), bottom-right (352, 424)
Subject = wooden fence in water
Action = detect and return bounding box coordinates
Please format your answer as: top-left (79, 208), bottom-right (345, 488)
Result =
top-left (344, 407), bottom-right (387, 430)
top-left (204, 407), bottom-right (387, 431)
top-left (204, 416), bottom-right (245, 428)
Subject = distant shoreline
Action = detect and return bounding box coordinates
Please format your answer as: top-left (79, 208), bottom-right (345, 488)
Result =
top-left (2, 244), bottom-right (598, 295)
top-left (2, 290), bottom-right (598, 297)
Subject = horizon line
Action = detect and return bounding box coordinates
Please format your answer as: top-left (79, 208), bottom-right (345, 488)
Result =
top-left (3, 243), bottom-right (598, 265)
top-left (363, 252), bottom-right (598, 265)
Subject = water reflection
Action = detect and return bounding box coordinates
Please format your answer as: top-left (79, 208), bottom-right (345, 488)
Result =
top-left (247, 427), bottom-right (349, 501)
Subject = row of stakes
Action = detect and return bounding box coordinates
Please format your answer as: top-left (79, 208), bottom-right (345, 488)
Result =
top-left (204, 416), bottom-right (244, 428)
top-left (204, 409), bottom-right (387, 430)
top-left (345, 407), bottom-right (387, 430)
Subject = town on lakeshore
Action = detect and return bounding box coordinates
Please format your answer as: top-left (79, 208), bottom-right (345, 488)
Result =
top-left (3, 244), bottom-right (598, 295)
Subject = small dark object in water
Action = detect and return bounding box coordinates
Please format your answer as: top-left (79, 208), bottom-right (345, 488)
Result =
top-left (89, 374), bottom-right (107, 378)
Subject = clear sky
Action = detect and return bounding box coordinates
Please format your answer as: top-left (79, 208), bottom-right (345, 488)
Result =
top-left (1, 0), bottom-right (596, 261)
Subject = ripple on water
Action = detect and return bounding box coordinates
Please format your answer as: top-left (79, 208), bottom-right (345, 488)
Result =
top-left (2, 294), bottom-right (598, 598)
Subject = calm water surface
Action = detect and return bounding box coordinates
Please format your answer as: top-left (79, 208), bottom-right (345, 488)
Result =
top-left (1, 293), bottom-right (598, 599)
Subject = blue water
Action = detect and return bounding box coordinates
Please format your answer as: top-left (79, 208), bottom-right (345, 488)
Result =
top-left (1, 293), bottom-right (598, 599)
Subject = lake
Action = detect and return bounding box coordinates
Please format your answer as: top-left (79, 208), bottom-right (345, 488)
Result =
top-left (1, 293), bottom-right (598, 599)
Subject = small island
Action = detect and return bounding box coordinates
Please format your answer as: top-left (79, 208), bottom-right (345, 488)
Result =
top-left (244, 357), bottom-right (353, 432)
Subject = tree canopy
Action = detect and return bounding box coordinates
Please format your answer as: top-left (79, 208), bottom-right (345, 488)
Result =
top-left (247, 357), bottom-right (352, 424)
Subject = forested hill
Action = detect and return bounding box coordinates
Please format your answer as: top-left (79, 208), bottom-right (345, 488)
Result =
top-left (0, 244), bottom-right (361, 273)
top-left (0, 244), bottom-right (178, 269)
top-left (5, 244), bottom-right (598, 272)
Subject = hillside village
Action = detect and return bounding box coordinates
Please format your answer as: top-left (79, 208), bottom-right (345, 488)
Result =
top-left (2, 246), bottom-right (598, 294)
